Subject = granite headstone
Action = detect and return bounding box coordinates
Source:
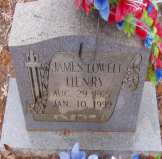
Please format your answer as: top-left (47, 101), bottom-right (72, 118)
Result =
top-left (9, 0), bottom-right (150, 131)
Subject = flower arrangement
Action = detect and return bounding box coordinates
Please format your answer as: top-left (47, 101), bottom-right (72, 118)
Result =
top-left (75, 0), bottom-right (162, 85)
top-left (59, 143), bottom-right (161, 159)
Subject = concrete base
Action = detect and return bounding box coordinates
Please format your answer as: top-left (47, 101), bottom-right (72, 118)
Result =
top-left (0, 78), bottom-right (162, 155)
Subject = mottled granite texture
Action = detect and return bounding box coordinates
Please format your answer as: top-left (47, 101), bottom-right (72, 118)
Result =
top-left (0, 79), bottom-right (161, 155)
top-left (9, 0), bottom-right (150, 131)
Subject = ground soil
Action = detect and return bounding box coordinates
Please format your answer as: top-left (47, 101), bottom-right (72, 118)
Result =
top-left (0, 0), bottom-right (13, 133)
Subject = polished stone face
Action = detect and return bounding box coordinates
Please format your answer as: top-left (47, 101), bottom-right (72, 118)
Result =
top-left (9, 0), bottom-right (150, 131)
top-left (10, 36), bottom-right (149, 131)
top-left (29, 52), bottom-right (134, 122)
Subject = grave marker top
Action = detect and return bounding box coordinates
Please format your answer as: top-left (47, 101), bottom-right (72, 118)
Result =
top-left (9, 0), bottom-right (143, 48)
top-left (8, 0), bottom-right (149, 131)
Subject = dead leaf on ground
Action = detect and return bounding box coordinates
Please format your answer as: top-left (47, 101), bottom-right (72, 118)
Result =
top-left (157, 82), bottom-right (162, 96)
top-left (2, 144), bottom-right (16, 159)
top-left (0, 0), bottom-right (9, 8)
top-left (0, 49), bottom-right (11, 66)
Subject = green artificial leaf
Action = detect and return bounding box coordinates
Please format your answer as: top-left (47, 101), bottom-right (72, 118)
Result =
top-left (110, 0), bottom-right (118, 5)
top-left (123, 15), bottom-right (136, 37)
top-left (155, 154), bottom-right (161, 159)
top-left (153, 45), bottom-right (159, 58)
top-left (142, 10), bottom-right (153, 27)
top-left (147, 64), bottom-right (157, 85)
top-left (154, 35), bottom-right (160, 43)
top-left (151, 28), bottom-right (160, 43)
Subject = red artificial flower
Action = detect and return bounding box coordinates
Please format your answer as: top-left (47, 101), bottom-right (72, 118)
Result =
top-left (108, 8), bottom-right (116, 24)
top-left (134, 10), bottom-right (143, 19)
top-left (115, 0), bottom-right (144, 22)
top-left (115, 0), bottom-right (128, 22)
top-left (159, 43), bottom-right (162, 54)
top-left (75, 0), bottom-right (92, 15)
top-left (136, 21), bottom-right (147, 40)
top-left (155, 22), bottom-right (162, 38)
top-left (75, 0), bottom-right (82, 8)
top-left (156, 58), bottom-right (162, 69)
top-left (147, 3), bottom-right (158, 22)
top-left (143, 0), bottom-right (149, 6)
